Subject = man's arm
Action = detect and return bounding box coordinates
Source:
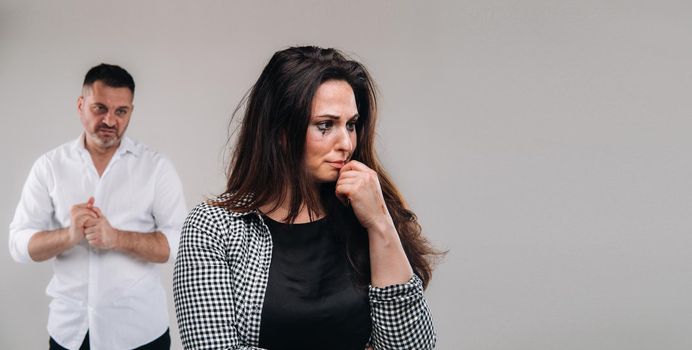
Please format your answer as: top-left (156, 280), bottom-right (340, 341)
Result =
top-left (28, 228), bottom-right (77, 262)
top-left (9, 156), bottom-right (92, 263)
top-left (27, 229), bottom-right (72, 262)
top-left (150, 157), bottom-right (187, 259)
top-left (84, 208), bottom-right (170, 263)
top-left (115, 230), bottom-right (170, 263)
top-left (82, 157), bottom-right (185, 263)
top-left (27, 200), bottom-right (98, 261)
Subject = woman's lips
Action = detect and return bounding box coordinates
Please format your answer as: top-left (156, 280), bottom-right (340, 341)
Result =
top-left (327, 161), bottom-right (346, 169)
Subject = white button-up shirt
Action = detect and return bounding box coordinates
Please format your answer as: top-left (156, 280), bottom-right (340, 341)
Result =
top-left (9, 135), bottom-right (187, 350)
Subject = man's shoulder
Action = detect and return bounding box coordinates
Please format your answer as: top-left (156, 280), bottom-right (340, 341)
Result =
top-left (126, 137), bottom-right (163, 159)
top-left (34, 138), bottom-right (81, 165)
top-left (124, 137), bottom-right (176, 169)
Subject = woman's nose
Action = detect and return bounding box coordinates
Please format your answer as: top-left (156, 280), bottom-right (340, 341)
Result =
top-left (335, 126), bottom-right (354, 154)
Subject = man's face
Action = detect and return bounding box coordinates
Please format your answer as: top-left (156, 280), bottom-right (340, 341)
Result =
top-left (78, 80), bottom-right (133, 151)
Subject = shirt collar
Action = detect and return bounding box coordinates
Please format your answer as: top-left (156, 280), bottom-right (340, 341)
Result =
top-left (71, 133), bottom-right (141, 157)
top-left (118, 136), bottom-right (140, 156)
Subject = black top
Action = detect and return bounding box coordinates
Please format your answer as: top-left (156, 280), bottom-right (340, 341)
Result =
top-left (258, 216), bottom-right (371, 350)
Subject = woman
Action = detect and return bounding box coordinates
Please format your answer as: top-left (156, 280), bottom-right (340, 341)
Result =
top-left (173, 46), bottom-right (440, 349)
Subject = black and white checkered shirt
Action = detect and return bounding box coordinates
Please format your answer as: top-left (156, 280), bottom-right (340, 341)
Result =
top-left (173, 201), bottom-right (436, 349)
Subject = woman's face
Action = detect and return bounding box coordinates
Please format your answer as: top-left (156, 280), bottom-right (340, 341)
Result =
top-left (304, 80), bottom-right (359, 183)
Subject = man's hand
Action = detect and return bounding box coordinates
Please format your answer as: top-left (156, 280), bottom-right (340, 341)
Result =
top-left (67, 197), bottom-right (99, 247)
top-left (84, 207), bottom-right (121, 250)
top-left (80, 205), bottom-right (169, 262)
top-left (28, 197), bottom-right (100, 261)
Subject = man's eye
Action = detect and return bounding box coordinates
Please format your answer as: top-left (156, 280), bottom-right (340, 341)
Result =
top-left (115, 109), bottom-right (127, 116)
top-left (93, 106), bottom-right (106, 113)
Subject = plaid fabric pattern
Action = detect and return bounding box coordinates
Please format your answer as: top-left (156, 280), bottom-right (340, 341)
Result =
top-left (173, 201), bottom-right (436, 349)
top-left (369, 276), bottom-right (436, 349)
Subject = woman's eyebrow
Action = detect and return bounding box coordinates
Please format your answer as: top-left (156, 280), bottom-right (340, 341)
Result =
top-left (313, 113), bottom-right (360, 120)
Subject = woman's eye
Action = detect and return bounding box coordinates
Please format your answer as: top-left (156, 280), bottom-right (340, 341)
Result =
top-left (346, 122), bottom-right (357, 132)
top-left (316, 121), bottom-right (333, 134)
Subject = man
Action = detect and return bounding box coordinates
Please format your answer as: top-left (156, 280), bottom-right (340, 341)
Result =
top-left (9, 64), bottom-right (187, 349)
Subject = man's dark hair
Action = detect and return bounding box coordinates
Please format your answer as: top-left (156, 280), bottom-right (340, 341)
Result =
top-left (83, 63), bottom-right (135, 94)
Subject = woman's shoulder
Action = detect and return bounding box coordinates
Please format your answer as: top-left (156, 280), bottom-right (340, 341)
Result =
top-left (185, 198), bottom-right (260, 232)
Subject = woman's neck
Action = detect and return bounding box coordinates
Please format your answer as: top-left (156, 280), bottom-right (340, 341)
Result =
top-left (259, 196), bottom-right (325, 224)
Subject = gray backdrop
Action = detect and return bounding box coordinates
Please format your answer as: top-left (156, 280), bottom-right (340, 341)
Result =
top-left (2, 0), bottom-right (691, 349)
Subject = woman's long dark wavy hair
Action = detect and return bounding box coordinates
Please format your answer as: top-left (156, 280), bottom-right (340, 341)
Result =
top-left (217, 46), bottom-right (441, 288)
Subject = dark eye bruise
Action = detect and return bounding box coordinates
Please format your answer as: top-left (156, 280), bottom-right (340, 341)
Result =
top-left (316, 122), bottom-right (327, 135)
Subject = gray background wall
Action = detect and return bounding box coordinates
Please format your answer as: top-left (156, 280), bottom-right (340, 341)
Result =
top-left (1, 0), bottom-right (691, 349)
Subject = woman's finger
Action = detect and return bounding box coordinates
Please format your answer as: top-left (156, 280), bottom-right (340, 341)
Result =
top-left (335, 192), bottom-right (349, 207)
top-left (340, 159), bottom-right (371, 173)
top-left (336, 176), bottom-right (359, 186)
top-left (335, 182), bottom-right (352, 195)
top-left (337, 169), bottom-right (361, 179)
top-left (335, 182), bottom-right (355, 206)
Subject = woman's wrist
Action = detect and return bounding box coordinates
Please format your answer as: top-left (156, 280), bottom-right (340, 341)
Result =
top-left (365, 215), bottom-right (397, 242)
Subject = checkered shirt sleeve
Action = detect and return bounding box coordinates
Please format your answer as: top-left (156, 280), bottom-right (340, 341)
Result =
top-left (369, 275), bottom-right (437, 349)
top-left (173, 203), bottom-right (269, 350)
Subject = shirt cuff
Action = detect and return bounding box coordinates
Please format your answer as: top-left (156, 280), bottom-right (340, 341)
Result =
top-left (157, 227), bottom-right (180, 262)
top-left (9, 228), bottom-right (39, 263)
top-left (368, 274), bottom-right (423, 302)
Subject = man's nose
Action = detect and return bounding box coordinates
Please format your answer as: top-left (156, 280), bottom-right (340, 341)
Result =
top-left (102, 112), bottom-right (116, 127)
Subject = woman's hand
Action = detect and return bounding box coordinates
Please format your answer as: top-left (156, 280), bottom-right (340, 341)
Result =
top-left (335, 160), bottom-right (393, 231)
top-left (336, 160), bottom-right (414, 288)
